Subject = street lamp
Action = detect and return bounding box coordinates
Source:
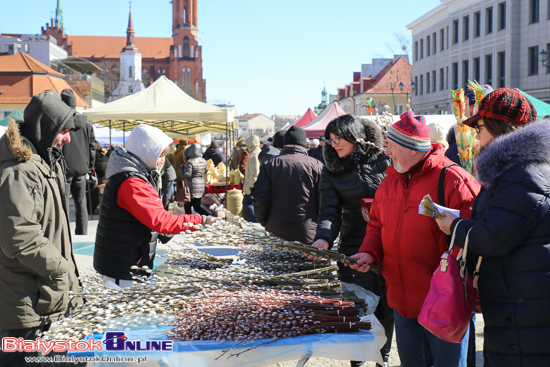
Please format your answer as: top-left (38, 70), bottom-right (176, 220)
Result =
top-left (410, 81), bottom-right (417, 109)
top-left (540, 49), bottom-right (550, 71)
top-left (399, 82), bottom-right (409, 111)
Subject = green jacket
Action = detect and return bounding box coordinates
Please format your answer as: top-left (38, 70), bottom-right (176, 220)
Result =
top-left (0, 120), bottom-right (81, 329)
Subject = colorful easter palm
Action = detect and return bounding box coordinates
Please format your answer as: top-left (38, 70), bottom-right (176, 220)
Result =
top-left (452, 87), bottom-right (478, 175)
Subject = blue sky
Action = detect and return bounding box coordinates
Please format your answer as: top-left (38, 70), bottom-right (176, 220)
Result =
top-left (1, 0), bottom-right (442, 117)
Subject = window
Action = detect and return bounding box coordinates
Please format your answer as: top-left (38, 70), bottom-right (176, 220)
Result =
top-left (440, 29), bottom-right (445, 51)
top-left (463, 60), bottom-right (469, 87)
top-left (414, 76), bottom-right (418, 96)
top-left (426, 73), bottom-right (430, 93)
top-left (427, 35), bottom-right (431, 56)
top-left (474, 12), bottom-right (481, 37)
top-left (498, 2), bottom-right (506, 30)
top-left (530, 0), bottom-right (540, 23)
top-left (486, 7), bottom-right (493, 34)
top-left (129, 66), bottom-right (133, 79)
top-left (433, 33), bottom-right (437, 54)
top-left (528, 46), bottom-right (539, 75)
top-left (446, 26), bottom-right (449, 49)
top-left (452, 62), bottom-right (459, 90)
top-left (432, 70), bottom-right (437, 92)
top-left (183, 37), bottom-right (190, 58)
top-left (463, 16), bottom-right (470, 41)
top-left (485, 54), bottom-right (493, 85)
top-left (129, 86), bottom-right (133, 94)
top-left (415, 41), bottom-right (418, 61)
top-left (453, 19), bottom-right (459, 44)
top-left (182, 67), bottom-right (191, 87)
top-left (473, 57), bottom-right (481, 81)
top-left (397, 105), bottom-right (404, 114)
top-left (498, 52), bottom-right (506, 87)
top-left (149, 66), bottom-right (155, 81)
top-left (440, 68), bottom-right (445, 90)
top-left (420, 75), bottom-right (424, 95)
top-left (24, 44), bottom-right (30, 53)
top-left (420, 39), bottom-right (424, 59)
top-left (446, 66), bottom-right (449, 89)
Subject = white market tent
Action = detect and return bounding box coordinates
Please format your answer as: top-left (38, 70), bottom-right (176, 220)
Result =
top-left (83, 76), bottom-right (237, 136)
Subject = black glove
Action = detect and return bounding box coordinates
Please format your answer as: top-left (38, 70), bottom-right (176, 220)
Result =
top-left (158, 233), bottom-right (174, 244)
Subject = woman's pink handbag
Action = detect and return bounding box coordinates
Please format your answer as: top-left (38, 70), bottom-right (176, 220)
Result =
top-left (418, 222), bottom-right (478, 343)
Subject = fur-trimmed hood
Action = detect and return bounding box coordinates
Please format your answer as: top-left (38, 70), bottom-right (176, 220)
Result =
top-left (322, 117), bottom-right (385, 173)
top-left (476, 119), bottom-right (550, 187)
top-left (0, 119), bottom-right (33, 164)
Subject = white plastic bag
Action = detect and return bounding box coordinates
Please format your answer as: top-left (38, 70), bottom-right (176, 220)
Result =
top-left (341, 282), bottom-right (381, 316)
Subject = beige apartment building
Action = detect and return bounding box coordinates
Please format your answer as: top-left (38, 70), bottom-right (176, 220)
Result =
top-left (407, 0), bottom-right (550, 115)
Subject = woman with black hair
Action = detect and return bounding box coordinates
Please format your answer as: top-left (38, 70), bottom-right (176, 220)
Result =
top-left (311, 114), bottom-right (393, 367)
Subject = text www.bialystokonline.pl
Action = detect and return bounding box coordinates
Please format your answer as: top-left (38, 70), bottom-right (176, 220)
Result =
top-left (24, 355), bottom-right (148, 364)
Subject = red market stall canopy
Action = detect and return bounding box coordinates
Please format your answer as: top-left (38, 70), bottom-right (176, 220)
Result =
top-left (303, 102), bottom-right (346, 138)
top-left (83, 76), bottom-right (237, 136)
top-left (293, 108), bottom-right (318, 127)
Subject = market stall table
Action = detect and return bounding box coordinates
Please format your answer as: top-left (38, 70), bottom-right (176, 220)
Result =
top-left (70, 314), bottom-right (386, 367)
top-left (203, 184), bottom-right (243, 208)
top-left (204, 184), bottom-right (243, 194)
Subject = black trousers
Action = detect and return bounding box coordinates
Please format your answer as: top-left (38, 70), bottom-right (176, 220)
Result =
top-left (184, 198), bottom-right (211, 216)
top-left (66, 174), bottom-right (88, 235)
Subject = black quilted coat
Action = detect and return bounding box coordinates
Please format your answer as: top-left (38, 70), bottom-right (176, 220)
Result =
top-left (451, 119), bottom-right (550, 366)
top-left (314, 119), bottom-right (391, 289)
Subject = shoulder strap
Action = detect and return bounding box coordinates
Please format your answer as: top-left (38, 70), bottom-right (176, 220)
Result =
top-left (439, 163), bottom-right (457, 245)
top-left (438, 163), bottom-right (457, 207)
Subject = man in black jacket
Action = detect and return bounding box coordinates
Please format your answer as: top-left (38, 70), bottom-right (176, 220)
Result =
top-left (61, 89), bottom-right (96, 235)
top-left (202, 140), bottom-right (225, 166)
top-left (258, 130), bottom-right (284, 165)
top-left (253, 125), bottom-right (323, 243)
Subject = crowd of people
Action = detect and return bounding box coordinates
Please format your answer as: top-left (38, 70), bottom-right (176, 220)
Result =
top-left (0, 87), bottom-right (549, 366)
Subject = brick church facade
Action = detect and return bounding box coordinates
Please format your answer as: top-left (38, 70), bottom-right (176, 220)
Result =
top-left (41, 0), bottom-right (206, 102)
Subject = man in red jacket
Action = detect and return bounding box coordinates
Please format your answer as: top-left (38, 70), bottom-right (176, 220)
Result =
top-left (350, 111), bottom-right (480, 367)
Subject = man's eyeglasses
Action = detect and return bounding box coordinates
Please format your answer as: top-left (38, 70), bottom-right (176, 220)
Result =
top-left (474, 125), bottom-right (485, 134)
top-left (327, 137), bottom-right (342, 146)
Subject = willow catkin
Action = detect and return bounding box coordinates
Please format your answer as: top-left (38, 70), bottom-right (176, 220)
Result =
top-left (168, 288), bottom-right (371, 359)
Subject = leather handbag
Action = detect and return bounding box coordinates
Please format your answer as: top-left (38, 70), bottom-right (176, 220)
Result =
top-left (418, 221), bottom-right (477, 343)
top-left (178, 179), bottom-right (191, 204)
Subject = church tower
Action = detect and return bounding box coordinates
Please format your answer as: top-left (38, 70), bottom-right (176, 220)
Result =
top-left (111, 9), bottom-right (145, 101)
top-left (55, 0), bottom-right (64, 28)
top-left (170, 0), bottom-right (206, 101)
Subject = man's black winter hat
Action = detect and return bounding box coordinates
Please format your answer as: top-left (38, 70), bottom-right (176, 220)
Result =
top-left (273, 131), bottom-right (285, 149)
top-left (284, 125), bottom-right (308, 148)
top-left (61, 88), bottom-right (77, 108)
